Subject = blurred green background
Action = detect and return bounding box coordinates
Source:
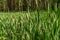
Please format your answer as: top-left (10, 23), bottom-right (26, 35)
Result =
top-left (0, 0), bottom-right (60, 40)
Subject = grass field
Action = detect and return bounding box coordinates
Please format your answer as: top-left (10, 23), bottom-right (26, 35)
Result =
top-left (0, 11), bottom-right (60, 40)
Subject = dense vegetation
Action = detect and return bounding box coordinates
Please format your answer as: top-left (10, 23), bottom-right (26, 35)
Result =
top-left (0, 0), bottom-right (60, 11)
top-left (0, 10), bottom-right (60, 40)
top-left (0, 0), bottom-right (60, 40)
